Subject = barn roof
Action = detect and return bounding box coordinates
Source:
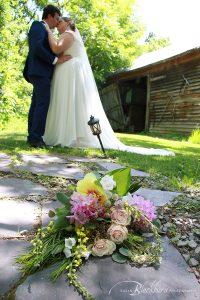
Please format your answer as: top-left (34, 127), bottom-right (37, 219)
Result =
top-left (109, 43), bottom-right (200, 81)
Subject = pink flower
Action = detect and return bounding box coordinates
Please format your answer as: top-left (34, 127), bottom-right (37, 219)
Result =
top-left (69, 192), bottom-right (105, 225)
top-left (126, 194), bottom-right (156, 230)
top-left (92, 239), bottom-right (116, 256)
top-left (110, 207), bottom-right (131, 226)
top-left (107, 224), bottom-right (128, 244)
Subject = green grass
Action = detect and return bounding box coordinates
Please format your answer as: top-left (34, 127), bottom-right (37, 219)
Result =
top-left (0, 117), bottom-right (199, 190)
top-left (188, 128), bottom-right (200, 144)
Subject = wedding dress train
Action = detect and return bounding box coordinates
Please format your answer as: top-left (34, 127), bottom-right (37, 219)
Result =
top-left (44, 29), bottom-right (174, 156)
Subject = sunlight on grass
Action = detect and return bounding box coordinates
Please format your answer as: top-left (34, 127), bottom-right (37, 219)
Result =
top-left (188, 128), bottom-right (200, 144)
top-left (0, 117), bottom-right (200, 190)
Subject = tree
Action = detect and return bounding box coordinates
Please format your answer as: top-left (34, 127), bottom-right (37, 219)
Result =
top-left (144, 32), bottom-right (170, 52)
top-left (0, 0), bottom-right (33, 127)
top-left (36, 0), bottom-right (144, 85)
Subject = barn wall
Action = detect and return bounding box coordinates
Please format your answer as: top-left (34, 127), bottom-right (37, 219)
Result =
top-left (148, 62), bottom-right (200, 134)
top-left (100, 83), bottom-right (125, 131)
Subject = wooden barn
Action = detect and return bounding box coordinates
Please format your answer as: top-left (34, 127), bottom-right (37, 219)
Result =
top-left (100, 45), bottom-right (200, 134)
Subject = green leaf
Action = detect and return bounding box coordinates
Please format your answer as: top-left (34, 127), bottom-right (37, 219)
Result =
top-left (67, 184), bottom-right (76, 192)
top-left (54, 215), bottom-right (68, 230)
top-left (112, 252), bottom-right (127, 263)
top-left (65, 225), bottom-right (75, 232)
top-left (55, 206), bottom-right (70, 217)
top-left (51, 244), bottom-right (64, 255)
top-left (48, 210), bottom-right (55, 218)
top-left (56, 193), bottom-right (70, 207)
top-left (153, 219), bottom-right (162, 228)
top-left (107, 167), bottom-right (131, 196)
top-left (119, 247), bottom-right (131, 257)
top-left (128, 182), bottom-right (141, 193)
top-left (96, 217), bottom-right (111, 223)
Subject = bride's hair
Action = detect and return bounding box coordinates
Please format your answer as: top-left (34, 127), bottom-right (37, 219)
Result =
top-left (62, 17), bottom-right (76, 32)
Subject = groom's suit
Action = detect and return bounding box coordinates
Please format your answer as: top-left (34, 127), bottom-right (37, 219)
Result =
top-left (23, 21), bottom-right (57, 144)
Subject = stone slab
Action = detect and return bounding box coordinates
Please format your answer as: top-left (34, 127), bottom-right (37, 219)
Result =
top-left (15, 237), bottom-right (200, 300)
top-left (67, 156), bottom-right (109, 163)
top-left (0, 200), bottom-right (40, 237)
top-left (0, 240), bottom-right (30, 296)
top-left (15, 264), bottom-right (82, 300)
top-left (97, 162), bottom-right (150, 177)
top-left (19, 154), bottom-right (68, 165)
top-left (15, 163), bottom-right (84, 180)
top-left (41, 200), bottom-right (61, 227)
top-left (0, 178), bottom-right (48, 198)
top-left (0, 153), bottom-right (12, 172)
top-left (134, 188), bottom-right (181, 207)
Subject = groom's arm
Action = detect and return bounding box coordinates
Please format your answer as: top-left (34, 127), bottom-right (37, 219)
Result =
top-left (29, 22), bottom-right (56, 65)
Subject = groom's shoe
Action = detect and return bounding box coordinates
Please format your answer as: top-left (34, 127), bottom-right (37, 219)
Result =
top-left (29, 140), bottom-right (48, 149)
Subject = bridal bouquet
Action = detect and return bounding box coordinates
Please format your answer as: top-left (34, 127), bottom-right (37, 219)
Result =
top-left (17, 168), bottom-right (162, 300)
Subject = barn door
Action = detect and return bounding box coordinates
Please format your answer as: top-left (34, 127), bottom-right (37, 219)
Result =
top-left (100, 83), bottom-right (125, 131)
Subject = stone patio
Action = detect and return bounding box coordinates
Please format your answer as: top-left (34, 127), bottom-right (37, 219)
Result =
top-left (15, 163), bottom-right (84, 180)
top-left (0, 153), bottom-right (199, 299)
top-left (0, 153), bottom-right (12, 173)
top-left (0, 178), bottom-right (48, 198)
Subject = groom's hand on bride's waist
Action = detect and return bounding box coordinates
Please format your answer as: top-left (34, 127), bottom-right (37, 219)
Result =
top-left (56, 55), bottom-right (72, 64)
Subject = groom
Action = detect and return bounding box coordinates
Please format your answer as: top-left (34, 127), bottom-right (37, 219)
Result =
top-left (23, 4), bottom-right (71, 148)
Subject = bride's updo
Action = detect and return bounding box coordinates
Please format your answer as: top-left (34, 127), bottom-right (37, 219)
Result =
top-left (62, 17), bottom-right (76, 32)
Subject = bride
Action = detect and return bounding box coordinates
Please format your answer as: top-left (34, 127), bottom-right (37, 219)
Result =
top-left (44, 17), bottom-right (174, 156)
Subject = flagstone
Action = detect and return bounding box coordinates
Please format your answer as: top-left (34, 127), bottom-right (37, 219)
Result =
top-left (0, 153), bottom-right (12, 172)
top-left (0, 240), bottom-right (30, 296)
top-left (67, 156), bottom-right (109, 163)
top-left (19, 154), bottom-right (68, 164)
top-left (0, 199), bottom-right (40, 237)
top-left (15, 237), bottom-right (200, 300)
top-left (15, 264), bottom-right (82, 300)
top-left (134, 188), bottom-right (181, 207)
top-left (15, 163), bottom-right (84, 180)
top-left (0, 178), bottom-right (48, 198)
top-left (97, 161), bottom-right (150, 177)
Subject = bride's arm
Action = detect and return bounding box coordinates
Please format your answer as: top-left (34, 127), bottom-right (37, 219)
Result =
top-left (46, 29), bottom-right (74, 55)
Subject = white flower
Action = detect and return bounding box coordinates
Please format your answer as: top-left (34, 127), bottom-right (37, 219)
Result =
top-left (100, 175), bottom-right (116, 191)
top-left (64, 247), bottom-right (72, 258)
top-left (82, 251), bottom-right (91, 260)
top-left (65, 237), bottom-right (76, 249)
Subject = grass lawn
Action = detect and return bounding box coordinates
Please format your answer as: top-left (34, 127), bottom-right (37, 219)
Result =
top-left (0, 117), bottom-right (199, 191)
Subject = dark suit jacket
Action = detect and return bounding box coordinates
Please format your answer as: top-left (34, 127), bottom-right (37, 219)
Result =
top-left (23, 21), bottom-right (56, 82)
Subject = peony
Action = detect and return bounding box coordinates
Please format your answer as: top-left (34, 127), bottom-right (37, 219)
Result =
top-left (92, 239), bottom-right (116, 257)
top-left (110, 207), bottom-right (131, 226)
top-left (77, 173), bottom-right (107, 205)
top-left (107, 224), bottom-right (128, 244)
top-left (100, 175), bottom-right (116, 191)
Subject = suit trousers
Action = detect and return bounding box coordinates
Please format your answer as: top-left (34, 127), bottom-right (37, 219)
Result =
top-left (28, 76), bottom-right (51, 143)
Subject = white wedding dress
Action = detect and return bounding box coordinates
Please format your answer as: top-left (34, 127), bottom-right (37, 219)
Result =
top-left (44, 29), bottom-right (174, 156)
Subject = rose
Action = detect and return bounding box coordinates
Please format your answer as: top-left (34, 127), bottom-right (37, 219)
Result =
top-left (107, 224), bottom-right (128, 244)
top-left (110, 207), bottom-right (131, 226)
top-left (100, 175), bottom-right (116, 191)
top-left (92, 239), bottom-right (116, 257)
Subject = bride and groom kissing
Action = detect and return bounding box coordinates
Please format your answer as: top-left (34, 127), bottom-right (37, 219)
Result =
top-left (24, 4), bottom-right (123, 151)
top-left (23, 4), bottom-right (174, 156)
